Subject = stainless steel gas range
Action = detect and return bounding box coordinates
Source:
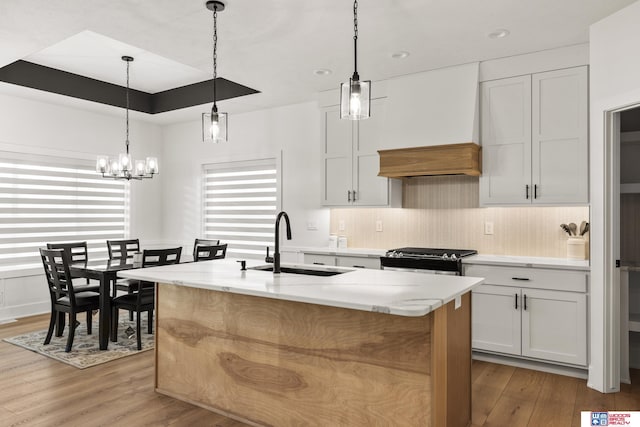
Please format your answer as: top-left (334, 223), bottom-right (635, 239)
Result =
top-left (380, 247), bottom-right (477, 275)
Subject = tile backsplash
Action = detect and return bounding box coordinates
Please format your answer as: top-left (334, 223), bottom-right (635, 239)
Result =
top-left (330, 176), bottom-right (590, 258)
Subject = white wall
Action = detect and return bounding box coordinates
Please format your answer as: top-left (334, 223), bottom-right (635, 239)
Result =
top-left (0, 92), bottom-right (163, 321)
top-left (589, 0), bottom-right (640, 393)
top-left (160, 101), bottom-right (330, 254)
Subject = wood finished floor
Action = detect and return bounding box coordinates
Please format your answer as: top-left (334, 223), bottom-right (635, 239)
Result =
top-left (1, 315), bottom-right (639, 427)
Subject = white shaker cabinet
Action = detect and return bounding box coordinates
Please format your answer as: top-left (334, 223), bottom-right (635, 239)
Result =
top-left (322, 98), bottom-right (400, 207)
top-left (467, 264), bottom-right (588, 367)
top-left (480, 66), bottom-right (588, 205)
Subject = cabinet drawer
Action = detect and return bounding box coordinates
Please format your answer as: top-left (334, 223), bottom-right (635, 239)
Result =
top-left (303, 253), bottom-right (336, 266)
top-left (464, 265), bottom-right (587, 293)
top-left (336, 255), bottom-right (380, 269)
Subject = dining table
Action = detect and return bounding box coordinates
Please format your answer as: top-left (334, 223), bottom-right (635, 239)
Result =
top-left (69, 258), bottom-right (140, 350)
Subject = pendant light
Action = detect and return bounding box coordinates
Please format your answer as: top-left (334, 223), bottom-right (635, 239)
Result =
top-left (340, 0), bottom-right (371, 120)
top-left (202, 0), bottom-right (228, 142)
top-left (96, 56), bottom-right (158, 180)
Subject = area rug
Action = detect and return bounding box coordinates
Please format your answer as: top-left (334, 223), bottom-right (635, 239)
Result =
top-left (3, 316), bottom-right (154, 369)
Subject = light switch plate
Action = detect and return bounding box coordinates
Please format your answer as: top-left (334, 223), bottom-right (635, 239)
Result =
top-left (338, 220), bottom-right (345, 231)
top-left (484, 221), bottom-right (494, 235)
top-left (375, 220), bottom-right (383, 232)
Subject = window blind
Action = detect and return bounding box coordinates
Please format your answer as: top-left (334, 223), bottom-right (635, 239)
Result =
top-left (0, 152), bottom-right (129, 272)
top-left (203, 159), bottom-right (278, 258)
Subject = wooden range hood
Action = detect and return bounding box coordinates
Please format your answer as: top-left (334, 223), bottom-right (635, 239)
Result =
top-left (378, 143), bottom-right (482, 178)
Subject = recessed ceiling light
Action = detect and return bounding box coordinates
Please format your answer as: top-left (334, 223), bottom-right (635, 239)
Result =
top-left (391, 51), bottom-right (410, 59)
top-left (488, 29), bottom-right (510, 39)
top-left (314, 69), bottom-right (332, 76)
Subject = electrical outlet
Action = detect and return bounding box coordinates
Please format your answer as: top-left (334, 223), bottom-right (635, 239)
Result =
top-left (375, 220), bottom-right (383, 232)
top-left (338, 220), bottom-right (345, 231)
top-left (306, 221), bottom-right (318, 231)
top-left (484, 221), bottom-right (494, 235)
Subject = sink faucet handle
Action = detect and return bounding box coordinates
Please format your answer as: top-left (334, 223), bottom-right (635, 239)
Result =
top-left (265, 246), bottom-right (274, 263)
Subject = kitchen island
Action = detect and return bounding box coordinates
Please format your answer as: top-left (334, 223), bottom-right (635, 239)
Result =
top-left (119, 259), bottom-right (483, 427)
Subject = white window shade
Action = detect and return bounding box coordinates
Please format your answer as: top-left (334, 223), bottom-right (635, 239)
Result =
top-left (203, 159), bottom-right (279, 258)
top-left (0, 152), bottom-right (129, 272)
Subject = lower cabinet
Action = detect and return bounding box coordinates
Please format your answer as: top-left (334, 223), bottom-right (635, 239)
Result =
top-left (466, 264), bottom-right (588, 367)
top-left (303, 252), bottom-right (381, 269)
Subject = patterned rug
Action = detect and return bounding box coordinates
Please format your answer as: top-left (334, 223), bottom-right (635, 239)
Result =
top-left (3, 315), bottom-right (154, 369)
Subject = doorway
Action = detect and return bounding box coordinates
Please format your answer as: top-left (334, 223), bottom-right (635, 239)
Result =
top-left (616, 106), bottom-right (640, 383)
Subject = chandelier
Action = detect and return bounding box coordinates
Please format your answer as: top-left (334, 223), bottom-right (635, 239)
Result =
top-left (96, 56), bottom-right (158, 180)
top-left (202, 0), bottom-right (228, 142)
top-left (340, 0), bottom-right (371, 120)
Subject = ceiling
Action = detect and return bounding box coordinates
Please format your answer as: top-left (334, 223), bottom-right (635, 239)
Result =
top-left (0, 0), bottom-right (636, 125)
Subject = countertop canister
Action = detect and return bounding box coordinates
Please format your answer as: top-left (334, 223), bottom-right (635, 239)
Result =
top-left (567, 237), bottom-right (587, 260)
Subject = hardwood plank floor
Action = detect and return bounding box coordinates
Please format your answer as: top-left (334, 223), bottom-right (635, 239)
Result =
top-left (1, 315), bottom-right (639, 427)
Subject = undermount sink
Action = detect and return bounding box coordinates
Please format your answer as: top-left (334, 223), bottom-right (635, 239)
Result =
top-left (250, 265), bottom-right (346, 277)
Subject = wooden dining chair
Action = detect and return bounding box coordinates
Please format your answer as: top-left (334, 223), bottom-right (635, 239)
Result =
top-left (40, 248), bottom-right (100, 352)
top-left (46, 242), bottom-right (99, 293)
top-left (194, 244), bottom-right (227, 261)
top-left (111, 247), bottom-right (182, 350)
top-left (193, 238), bottom-right (220, 260)
top-left (107, 239), bottom-right (144, 319)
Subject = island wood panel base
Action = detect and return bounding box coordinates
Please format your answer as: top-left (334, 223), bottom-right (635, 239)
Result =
top-left (155, 283), bottom-right (471, 427)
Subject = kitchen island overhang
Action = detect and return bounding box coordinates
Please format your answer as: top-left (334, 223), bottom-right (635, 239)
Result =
top-left (119, 259), bottom-right (484, 427)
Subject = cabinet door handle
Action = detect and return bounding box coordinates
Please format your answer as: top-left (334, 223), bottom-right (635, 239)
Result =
top-left (313, 262), bottom-right (325, 265)
top-left (353, 265), bottom-right (365, 268)
top-left (525, 185), bottom-right (530, 199)
top-left (347, 190), bottom-right (352, 202)
top-left (515, 293), bottom-right (518, 310)
top-left (524, 294), bottom-right (528, 310)
top-left (534, 184), bottom-right (538, 199)
top-left (512, 277), bottom-right (530, 281)
top-left (352, 190), bottom-right (357, 201)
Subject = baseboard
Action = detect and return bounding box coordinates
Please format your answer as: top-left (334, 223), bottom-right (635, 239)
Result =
top-left (0, 301), bottom-right (49, 324)
top-left (473, 351), bottom-right (589, 380)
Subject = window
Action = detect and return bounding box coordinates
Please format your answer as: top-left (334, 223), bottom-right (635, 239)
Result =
top-left (0, 151), bottom-right (129, 272)
top-left (203, 158), bottom-right (279, 258)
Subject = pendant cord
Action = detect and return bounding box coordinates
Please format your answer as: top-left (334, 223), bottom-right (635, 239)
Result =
top-left (353, 0), bottom-right (358, 76)
top-left (125, 58), bottom-right (130, 155)
top-left (212, 5), bottom-right (218, 109)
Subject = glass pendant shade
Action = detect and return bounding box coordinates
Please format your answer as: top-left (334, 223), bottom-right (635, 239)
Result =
top-left (202, 110), bottom-right (228, 143)
top-left (134, 160), bottom-right (146, 177)
top-left (340, 77), bottom-right (371, 120)
top-left (118, 153), bottom-right (132, 172)
top-left (109, 159), bottom-right (122, 176)
top-left (96, 155), bottom-right (109, 173)
top-left (146, 157), bottom-right (159, 174)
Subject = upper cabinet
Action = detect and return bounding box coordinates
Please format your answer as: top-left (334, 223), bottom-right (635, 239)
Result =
top-left (480, 66), bottom-right (589, 206)
top-left (322, 98), bottom-right (400, 207)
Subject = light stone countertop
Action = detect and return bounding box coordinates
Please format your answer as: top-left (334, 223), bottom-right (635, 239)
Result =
top-left (284, 246), bottom-right (387, 258)
top-left (463, 254), bottom-right (590, 271)
top-left (118, 258), bottom-right (484, 317)
top-left (287, 246), bottom-right (591, 271)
